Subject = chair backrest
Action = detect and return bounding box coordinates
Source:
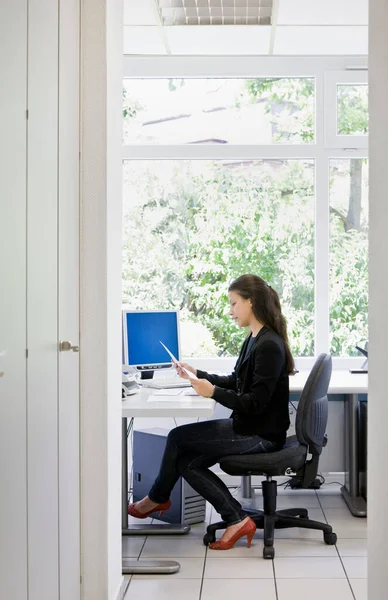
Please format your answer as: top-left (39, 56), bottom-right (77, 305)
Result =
top-left (295, 353), bottom-right (332, 456)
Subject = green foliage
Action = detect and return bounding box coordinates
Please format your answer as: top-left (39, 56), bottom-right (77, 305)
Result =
top-left (244, 78), bottom-right (315, 143)
top-left (329, 226), bottom-right (368, 356)
top-left (337, 85), bottom-right (368, 135)
top-left (123, 160), bottom-right (316, 357)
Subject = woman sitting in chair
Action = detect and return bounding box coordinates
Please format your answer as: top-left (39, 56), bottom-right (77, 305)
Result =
top-left (128, 274), bottom-right (295, 550)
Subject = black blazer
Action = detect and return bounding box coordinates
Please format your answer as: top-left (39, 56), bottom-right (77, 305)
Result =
top-left (197, 327), bottom-right (290, 445)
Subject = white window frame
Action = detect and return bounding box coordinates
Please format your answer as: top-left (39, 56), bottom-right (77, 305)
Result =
top-left (122, 55), bottom-right (368, 368)
top-left (324, 69), bottom-right (368, 149)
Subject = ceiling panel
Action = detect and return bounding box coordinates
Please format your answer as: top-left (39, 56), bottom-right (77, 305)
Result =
top-left (124, 0), bottom-right (160, 25)
top-left (123, 26), bottom-right (168, 54)
top-left (156, 0), bottom-right (273, 26)
top-left (277, 0), bottom-right (368, 26)
top-left (274, 26), bottom-right (368, 55)
top-left (165, 25), bottom-right (271, 54)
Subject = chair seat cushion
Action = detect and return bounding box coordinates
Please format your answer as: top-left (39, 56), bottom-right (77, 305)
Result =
top-left (219, 436), bottom-right (307, 477)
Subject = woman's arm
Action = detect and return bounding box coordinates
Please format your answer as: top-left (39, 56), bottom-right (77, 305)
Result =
top-left (196, 369), bottom-right (237, 391)
top-left (211, 340), bottom-right (284, 414)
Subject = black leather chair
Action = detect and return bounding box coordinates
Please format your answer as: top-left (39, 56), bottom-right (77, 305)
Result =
top-left (203, 353), bottom-right (337, 558)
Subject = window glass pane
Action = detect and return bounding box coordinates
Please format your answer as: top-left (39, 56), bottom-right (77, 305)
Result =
top-left (123, 159), bottom-right (315, 358)
top-left (123, 78), bottom-right (315, 145)
top-left (337, 85), bottom-right (368, 136)
top-left (329, 159), bottom-right (368, 356)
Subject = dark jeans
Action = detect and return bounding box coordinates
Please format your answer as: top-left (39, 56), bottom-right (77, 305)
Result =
top-left (148, 418), bottom-right (278, 526)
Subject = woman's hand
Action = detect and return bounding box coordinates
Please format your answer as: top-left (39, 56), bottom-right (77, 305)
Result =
top-left (174, 361), bottom-right (197, 379)
top-left (190, 378), bottom-right (215, 399)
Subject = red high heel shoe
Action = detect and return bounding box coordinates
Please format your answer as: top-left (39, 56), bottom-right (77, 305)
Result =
top-left (209, 516), bottom-right (256, 550)
top-left (128, 499), bottom-right (171, 519)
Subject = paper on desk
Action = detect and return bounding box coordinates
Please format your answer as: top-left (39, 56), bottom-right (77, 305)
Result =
top-left (183, 388), bottom-right (199, 396)
top-left (152, 388), bottom-right (184, 396)
top-left (147, 393), bottom-right (194, 402)
top-left (159, 341), bottom-right (198, 380)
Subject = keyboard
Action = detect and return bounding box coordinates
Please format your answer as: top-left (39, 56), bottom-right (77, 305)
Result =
top-left (141, 377), bottom-right (191, 389)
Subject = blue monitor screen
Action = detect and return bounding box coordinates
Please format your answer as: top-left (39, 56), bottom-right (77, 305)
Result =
top-left (123, 310), bottom-right (180, 368)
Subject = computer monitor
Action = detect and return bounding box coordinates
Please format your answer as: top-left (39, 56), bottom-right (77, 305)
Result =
top-left (122, 309), bottom-right (181, 379)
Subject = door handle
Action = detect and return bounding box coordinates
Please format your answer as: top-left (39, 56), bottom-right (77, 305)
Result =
top-left (59, 341), bottom-right (79, 352)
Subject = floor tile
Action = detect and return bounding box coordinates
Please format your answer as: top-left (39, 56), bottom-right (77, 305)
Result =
top-left (324, 508), bottom-right (367, 524)
top-left (205, 543), bottom-right (265, 558)
top-left (122, 536), bottom-right (146, 558)
top-left (318, 492), bottom-right (347, 509)
top-left (341, 557), bottom-right (367, 579)
top-left (277, 487), bottom-right (320, 497)
top-left (276, 493), bottom-right (321, 509)
top-left (140, 535), bottom-right (206, 558)
top-left (201, 577), bottom-right (277, 600)
top-left (187, 522), bottom-right (209, 538)
top-left (273, 508), bottom-right (328, 540)
top-left (132, 557), bottom-right (204, 580)
top-left (317, 484), bottom-right (342, 494)
top-left (276, 578), bottom-right (354, 600)
top-left (323, 509), bottom-right (367, 539)
top-left (272, 538), bottom-right (337, 557)
top-left (204, 556), bottom-right (274, 579)
top-left (125, 578), bottom-right (202, 600)
top-left (273, 556), bottom-right (346, 578)
top-left (336, 538), bottom-right (367, 557)
top-left (349, 578), bottom-right (368, 600)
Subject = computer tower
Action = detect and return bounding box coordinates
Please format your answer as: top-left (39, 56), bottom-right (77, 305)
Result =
top-left (132, 428), bottom-right (206, 525)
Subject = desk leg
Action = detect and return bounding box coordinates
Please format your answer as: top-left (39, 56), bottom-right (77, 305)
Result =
top-left (121, 417), bottom-right (181, 575)
top-left (340, 393), bottom-right (367, 517)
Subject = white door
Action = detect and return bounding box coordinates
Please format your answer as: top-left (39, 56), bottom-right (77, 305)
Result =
top-left (58, 1), bottom-right (81, 598)
top-left (1, 2), bottom-right (80, 598)
top-left (27, 1), bottom-right (80, 599)
top-left (0, 2), bottom-right (28, 599)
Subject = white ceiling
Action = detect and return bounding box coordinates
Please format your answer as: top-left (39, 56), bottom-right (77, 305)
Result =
top-left (123, 0), bottom-right (368, 55)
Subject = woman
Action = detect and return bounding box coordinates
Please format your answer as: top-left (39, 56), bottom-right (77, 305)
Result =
top-left (128, 274), bottom-right (295, 550)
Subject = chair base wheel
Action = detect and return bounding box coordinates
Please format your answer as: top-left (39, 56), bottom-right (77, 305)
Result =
top-left (263, 546), bottom-right (275, 559)
top-left (324, 532), bottom-right (337, 545)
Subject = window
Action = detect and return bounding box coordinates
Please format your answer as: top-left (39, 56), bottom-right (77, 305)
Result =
top-left (123, 159), bottom-right (314, 358)
top-left (123, 78), bottom-right (315, 145)
top-left (324, 70), bottom-right (368, 148)
top-left (122, 59), bottom-right (369, 360)
top-left (337, 85), bottom-right (368, 136)
top-left (329, 158), bottom-right (368, 356)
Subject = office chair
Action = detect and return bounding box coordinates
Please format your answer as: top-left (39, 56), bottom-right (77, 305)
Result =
top-left (203, 353), bottom-right (337, 559)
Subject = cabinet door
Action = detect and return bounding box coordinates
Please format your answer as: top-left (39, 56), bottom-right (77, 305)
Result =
top-left (58, 1), bottom-right (81, 599)
top-left (27, 0), bottom-right (60, 597)
top-left (0, 2), bottom-right (28, 599)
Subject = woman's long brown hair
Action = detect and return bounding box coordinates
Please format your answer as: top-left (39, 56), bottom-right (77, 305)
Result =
top-left (228, 274), bottom-right (295, 374)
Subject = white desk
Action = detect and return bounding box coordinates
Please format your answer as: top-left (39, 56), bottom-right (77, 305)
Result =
top-left (121, 386), bottom-right (216, 574)
top-left (290, 369), bottom-right (367, 395)
top-left (290, 370), bottom-right (368, 517)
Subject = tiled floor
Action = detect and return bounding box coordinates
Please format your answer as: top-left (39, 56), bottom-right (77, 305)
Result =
top-left (122, 486), bottom-right (367, 600)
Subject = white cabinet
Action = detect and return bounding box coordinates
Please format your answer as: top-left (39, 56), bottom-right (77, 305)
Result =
top-left (0, 2), bottom-right (80, 599)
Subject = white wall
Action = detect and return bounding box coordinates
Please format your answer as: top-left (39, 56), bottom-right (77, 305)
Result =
top-left (368, 1), bottom-right (388, 598)
top-left (80, 0), bottom-right (123, 598)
